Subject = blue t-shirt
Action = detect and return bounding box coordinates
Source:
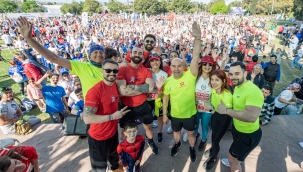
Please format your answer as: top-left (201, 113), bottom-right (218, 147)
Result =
top-left (74, 100), bottom-right (84, 116)
top-left (42, 85), bottom-right (66, 113)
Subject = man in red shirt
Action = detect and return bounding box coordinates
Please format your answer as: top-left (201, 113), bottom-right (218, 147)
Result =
top-left (124, 34), bottom-right (156, 64)
top-left (117, 46), bottom-right (158, 154)
top-left (246, 55), bottom-right (259, 73)
top-left (83, 59), bottom-right (130, 172)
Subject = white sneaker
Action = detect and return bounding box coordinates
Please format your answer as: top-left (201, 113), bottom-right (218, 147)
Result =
top-left (221, 158), bottom-right (230, 167)
top-left (183, 132), bottom-right (188, 142)
top-left (167, 126), bottom-right (173, 134)
top-left (152, 121), bottom-right (158, 128)
top-left (299, 142), bottom-right (303, 148)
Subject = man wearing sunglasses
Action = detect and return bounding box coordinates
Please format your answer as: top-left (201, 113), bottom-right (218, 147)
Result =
top-left (17, 17), bottom-right (105, 101)
top-left (124, 34), bottom-right (156, 65)
top-left (83, 59), bottom-right (130, 172)
top-left (117, 46), bottom-right (158, 154)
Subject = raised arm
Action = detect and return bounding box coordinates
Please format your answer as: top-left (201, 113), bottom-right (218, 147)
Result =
top-left (16, 17), bottom-right (71, 70)
top-left (189, 22), bottom-right (201, 77)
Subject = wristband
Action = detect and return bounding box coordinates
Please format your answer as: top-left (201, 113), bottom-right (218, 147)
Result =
top-left (108, 114), bottom-right (112, 121)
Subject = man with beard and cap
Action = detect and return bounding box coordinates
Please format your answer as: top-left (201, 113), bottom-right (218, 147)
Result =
top-left (116, 46), bottom-right (158, 155)
top-left (219, 62), bottom-right (263, 172)
top-left (83, 59), bottom-right (130, 172)
top-left (124, 34), bottom-right (156, 65)
top-left (16, 17), bottom-right (104, 100)
top-left (34, 71), bottom-right (70, 123)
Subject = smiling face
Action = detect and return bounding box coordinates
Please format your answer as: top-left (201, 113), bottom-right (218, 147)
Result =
top-left (211, 74), bottom-right (224, 91)
top-left (131, 47), bottom-right (143, 64)
top-left (124, 127), bottom-right (138, 143)
top-left (89, 50), bottom-right (105, 64)
top-left (150, 59), bottom-right (160, 69)
top-left (144, 37), bottom-right (155, 52)
top-left (169, 52), bottom-right (179, 62)
top-left (102, 62), bottom-right (119, 82)
top-left (229, 65), bottom-right (246, 86)
top-left (171, 58), bottom-right (184, 78)
top-left (50, 75), bottom-right (59, 85)
top-left (202, 62), bottom-right (214, 74)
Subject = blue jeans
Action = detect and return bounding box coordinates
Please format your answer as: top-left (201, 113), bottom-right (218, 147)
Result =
top-left (126, 161), bottom-right (140, 172)
top-left (195, 111), bottom-right (212, 141)
top-left (291, 55), bottom-right (302, 68)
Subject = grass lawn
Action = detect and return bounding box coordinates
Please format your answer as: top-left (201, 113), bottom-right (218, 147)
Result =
top-left (0, 19), bottom-right (302, 123)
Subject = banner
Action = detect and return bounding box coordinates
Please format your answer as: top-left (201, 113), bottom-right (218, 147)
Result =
top-left (4, 13), bottom-right (61, 18)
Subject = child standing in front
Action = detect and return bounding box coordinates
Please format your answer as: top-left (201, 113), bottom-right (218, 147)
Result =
top-left (117, 121), bottom-right (145, 172)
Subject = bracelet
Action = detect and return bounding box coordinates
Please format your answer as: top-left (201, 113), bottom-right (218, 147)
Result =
top-left (108, 114), bottom-right (112, 121)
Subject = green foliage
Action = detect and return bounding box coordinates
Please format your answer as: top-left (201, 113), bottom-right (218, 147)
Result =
top-left (293, 0), bottom-right (303, 20)
top-left (134, 0), bottom-right (161, 15)
top-left (106, 0), bottom-right (124, 13)
top-left (82, 0), bottom-right (102, 15)
top-left (60, 1), bottom-right (83, 15)
top-left (167, 0), bottom-right (194, 13)
top-left (20, 1), bottom-right (44, 13)
top-left (227, 1), bottom-right (242, 13)
top-left (0, 0), bottom-right (17, 13)
top-left (210, 1), bottom-right (228, 14)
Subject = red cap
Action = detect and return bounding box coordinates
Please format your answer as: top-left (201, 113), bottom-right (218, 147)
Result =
top-left (149, 56), bottom-right (161, 62)
top-left (200, 56), bottom-right (215, 64)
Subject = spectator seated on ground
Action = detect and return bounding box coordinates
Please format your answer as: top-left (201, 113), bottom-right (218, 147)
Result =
top-left (71, 88), bottom-right (84, 117)
top-left (0, 87), bottom-right (41, 135)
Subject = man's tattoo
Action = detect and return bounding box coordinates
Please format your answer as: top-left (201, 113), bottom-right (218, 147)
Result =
top-left (128, 84), bottom-right (149, 93)
top-left (84, 106), bottom-right (97, 117)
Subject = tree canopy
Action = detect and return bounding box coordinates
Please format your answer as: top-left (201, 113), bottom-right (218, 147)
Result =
top-left (82, 0), bottom-right (102, 15)
top-left (210, 1), bottom-right (228, 14)
top-left (20, 1), bottom-right (44, 13)
top-left (0, 0), bottom-right (17, 13)
top-left (60, 1), bottom-right (83, 14)
top-left (293, 0), bottom-right (303, 20)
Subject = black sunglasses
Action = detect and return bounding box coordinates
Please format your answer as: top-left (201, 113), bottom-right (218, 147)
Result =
top-left (104, 69), bottom-right (119, 74)
top-left (202, 63), bottom-right (213, 67)
top-left (145, 40), bottom-right (154, 44)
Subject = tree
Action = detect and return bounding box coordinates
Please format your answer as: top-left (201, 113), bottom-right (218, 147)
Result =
top-left (166, 0), bottom-right (194, 13)
top-left (106, 0), bottom-right (123, 13)
top-left (82, 0), bottom-right (102, 15)
top-left (0, 0), bottom-right (17, 13)
top-left (20, 1), bottom-right (44, 13)
top-left (210, 1), bottom-right (228, 14)
top-left (60, 1), bottom-right (83, 15)
top-left (134, 0), bottom-right (161, 15)
top-left (227, 1), bottom-right (242, 13)
top-left (293, 0), bottom-right (303, 20)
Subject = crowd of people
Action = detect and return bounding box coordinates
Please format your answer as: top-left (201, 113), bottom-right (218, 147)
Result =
top-left (0, 13), bottom-right (303, 172)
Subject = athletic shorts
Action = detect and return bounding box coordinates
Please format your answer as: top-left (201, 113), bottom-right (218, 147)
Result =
top-left (119, 101), bottom-right (153, 128)
top-left (229, 126), bottom-right (262, 161)
top-left (147, 100), bottom-right (163, 119)
top-left (171, 114), bottom-right (197, 132)
top-left (6, 43), bottom-right (13, 47)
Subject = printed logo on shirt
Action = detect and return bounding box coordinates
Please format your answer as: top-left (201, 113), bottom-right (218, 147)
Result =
top-left (130, 76), bottom-right (135, 82)
top-left (201, 85), bottom-right (206, 90)
top-left (180, 82), bottom-right (186, 88)
top-left (112, 96), bottom-right (115, 102)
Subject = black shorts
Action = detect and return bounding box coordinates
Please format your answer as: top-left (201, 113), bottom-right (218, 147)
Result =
top-left (6, 43), bottom-right (13, 47)
top-left (147, 100), bottom-right (163, 119)
top-left (229, 126), bottom-right (262, 161)
top-left (171, 114), bottom-right (197, 132)
top-left (119, 101), bottom-right (153, 128)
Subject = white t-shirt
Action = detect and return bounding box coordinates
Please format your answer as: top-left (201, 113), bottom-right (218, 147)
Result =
top-left (147, 70), bottom-right (168, 100)
top-left (58, 80), bottom-right (74, 97)
top-left (68, 91), bottom-right (79, 107)
top-left (0, 101), bottom-right (18, 134)
top-left (1, 34), bottom-right (12, 44)
top-left (275, 90), bottom-right (293, 108)
top-left (195, 76), bottom-right (212, 112)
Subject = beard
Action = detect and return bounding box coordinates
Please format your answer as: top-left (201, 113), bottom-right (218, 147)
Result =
top-left (232, 76), bottom-right (244, 86)
top-left (131, 56), bottom-right (143, 64)
top-left (144, 44), bottom-right (154, 51)
top-left (104, 75), bottom-right (116, 82)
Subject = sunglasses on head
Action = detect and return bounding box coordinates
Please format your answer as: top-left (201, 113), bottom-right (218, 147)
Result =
top-left (202, 63), bottom-right (213, 67)
top-left (104, 69), bottom-right (119, 74)
top-left (145, 40), bottom-right (154, 44)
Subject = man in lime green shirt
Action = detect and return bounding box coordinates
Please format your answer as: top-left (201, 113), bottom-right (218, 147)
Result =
top-left (218, 62), bottom-right (263, 172)
top-left (16, 17), bottom-right (104, 100)
top-left (162, 22), bottom-right (201, 163)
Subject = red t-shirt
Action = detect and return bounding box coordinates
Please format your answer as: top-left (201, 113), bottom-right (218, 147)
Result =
top-left (117, 64), bottom-right (152, 107)
top-left (0, 146), bottom-right (38, 172)
top-left (246, 62), bottom-right (259, 73)
top-left (85, 81), bottom-right (119, 141)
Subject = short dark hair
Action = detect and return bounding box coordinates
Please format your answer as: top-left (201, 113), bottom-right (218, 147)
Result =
top-left (123, 120), bottom-right (138, 130)
top-left (230, 61), bottom-right (246, 72)
top-left (49, 73), bottom-right (59, 78)
top-left (105, 47), bottom-right (119, 59)
top-left (262, 85), bottom-right (272, 93)
top-left (252, 55), bottom-right (258, 62)
top-left (73, 79), bottom-right (81, 85)
top-left (74, 88), bottom-right (82, 94)
top-left (102, 59), bottom-right (119, 67)
top-left (144, 34), bottom-right (156, 42)
top-left (270, 54), bottom-right (277, 59)
top-left (0, 156), bottom-right (11, 172)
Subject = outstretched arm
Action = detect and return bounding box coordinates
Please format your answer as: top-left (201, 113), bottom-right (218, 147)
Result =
top-left (16, 17), bottom-right (71, 70)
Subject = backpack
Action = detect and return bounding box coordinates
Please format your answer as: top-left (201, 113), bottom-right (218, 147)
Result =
top-left (15, 120), bottom-right (32, 135)
top-left (12, 72), bottom-right (23, 83)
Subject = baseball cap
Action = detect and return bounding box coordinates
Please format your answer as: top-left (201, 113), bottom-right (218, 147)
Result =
top-left (148, 54), bottom-right (161, 62)
top-left (200, 56), bottom-right (215, 64)
top-left (61, 71), bottom-right (69, 76)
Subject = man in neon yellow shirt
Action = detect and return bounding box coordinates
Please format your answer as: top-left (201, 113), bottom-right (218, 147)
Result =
top-left (16, 17), bottom-right (104, 100)
top-left (218, 62), bottom-right (263, 172)
top-left (162, 22), bottom-right (201, 162)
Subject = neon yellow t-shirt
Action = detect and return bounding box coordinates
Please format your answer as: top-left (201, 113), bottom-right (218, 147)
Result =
top-left (211, 89), bottom-right (233, 112)
top-left (232, 81), bottom-right (264, 133)
top-left (163, 70), bottom-right (197, 118)
top-left (70, 61), bottom-right (103, 100)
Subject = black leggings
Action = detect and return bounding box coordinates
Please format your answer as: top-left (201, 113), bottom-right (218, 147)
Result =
top-left (210, 111), bottom-right (232, 159)
top-left (18, 81), bottom-right (27, 96)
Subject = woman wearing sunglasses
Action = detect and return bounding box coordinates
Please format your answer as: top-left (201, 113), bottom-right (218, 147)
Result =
top-left (183, 56), bottom-right (216, 151)
top-left (202, 70), bottom-right (232, 170)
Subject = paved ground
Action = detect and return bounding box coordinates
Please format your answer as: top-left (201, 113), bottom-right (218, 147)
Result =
top-left (1, 115), bottom-right (303, 172)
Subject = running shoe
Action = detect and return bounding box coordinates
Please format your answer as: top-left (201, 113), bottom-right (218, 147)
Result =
top-left (148, 141), bottom-right (159, 155)
top-left (183, 132), bottom-right (188, 142)
top-left (167, 126), bottom-right (173, 134)
top-left (152, 121), bottom-right (158, 128)
top-left (204, 148), bottom-right (212, 159)
top-left (189, 146), bottom-right (197, 162)
top-left (157, 132), bottom-right (163, 144)
top-left (221, 158), bottom-right (230, 167)
top-left (171, 141), bottom-right (182, 156)
top-left (198, 140), bottom-right (207, 151)
top-left (203, 156), bottom-right (217, 170)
